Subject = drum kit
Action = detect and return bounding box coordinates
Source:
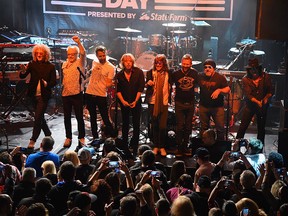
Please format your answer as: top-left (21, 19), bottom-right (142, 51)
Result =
top-left (113, 23), bottom-right (198, 70)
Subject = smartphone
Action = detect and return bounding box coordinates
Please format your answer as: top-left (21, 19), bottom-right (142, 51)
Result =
top-left (229, 152), bottom-right (240, 159)
top-left (108, 161), bottom-right (119, 168)
top-left (239, 139), bottom-right (247, 154)
top-left (242, 208), bottom-right (249, 216)
top-left (20, 147), bottom-right (27, 152)
top-left (151, 171), bottom-right (161, 177)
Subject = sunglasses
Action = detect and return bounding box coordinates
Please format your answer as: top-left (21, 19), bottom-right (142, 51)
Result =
top-left (155, 62), bottom-right (163, 65)
top-left (204, 65), bottom-right (213, 69)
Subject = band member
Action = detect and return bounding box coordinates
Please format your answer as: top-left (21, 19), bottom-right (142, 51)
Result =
top-left (61, 36), bottom-right (86, 148)
top-left (145, 54), bottom-right (172, 157)
top-left (172, 54), bottom-right (198, 156)
top-left (198, 59), bottom-right (230, 141)
top-left (236, 58), bottom-right (273, 145)
top-left (19, 44), bottom-right (56, 148)
top-left (116, 53), bottom-right (145, 157)
top-left (85, 46), bottom-right (115, 140)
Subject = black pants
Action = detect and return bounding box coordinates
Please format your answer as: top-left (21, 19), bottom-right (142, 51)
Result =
top-left (85, 94), bottom-right (113, 139)
top-left (31, 96), bottom-right (51, 142)
top-left (236, 103), bottom-right (268, 145)
top-left (62, 94), bottom-right (85, 139)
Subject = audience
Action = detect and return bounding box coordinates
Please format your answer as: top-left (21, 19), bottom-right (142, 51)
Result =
top-left (170, 195), bottom-right (196, 216)
top-left (41, 160), bottom-right (58, 185)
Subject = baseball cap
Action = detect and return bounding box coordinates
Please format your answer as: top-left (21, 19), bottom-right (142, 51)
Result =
top-left (203, 59), bottom-right (216, 69)
top-left (78, 147), bottom-right (92, 161)
top-left (194, 147), bottom-right (210, 159)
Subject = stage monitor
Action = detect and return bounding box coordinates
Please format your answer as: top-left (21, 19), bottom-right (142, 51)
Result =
top-left (255, 0), bottom-right (288, 41)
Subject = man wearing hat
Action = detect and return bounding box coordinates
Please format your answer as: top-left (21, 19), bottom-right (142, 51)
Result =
top-left (236, 58), bottom-right (273, 145)
top-left (198, 59), bottom-right (230, 141)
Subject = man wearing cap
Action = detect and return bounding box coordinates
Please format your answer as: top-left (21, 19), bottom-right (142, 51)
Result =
top-left (172, 54), bottom-right (199, 157)
top-left (193, 147), bottom-right (215, 189)
top-left (198, 59), bottom-right (230, 141)
top-left (236, 58), bottom-right (273, 145)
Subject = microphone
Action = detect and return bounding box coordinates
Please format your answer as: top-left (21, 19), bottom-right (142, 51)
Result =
top-left (77, 67), bottom-right (86, 79)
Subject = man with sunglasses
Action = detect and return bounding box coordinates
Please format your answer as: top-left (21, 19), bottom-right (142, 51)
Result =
top-left (236, 58), bottom-right (273, 146)
top-left (198, 59), bottom-right (230, 141)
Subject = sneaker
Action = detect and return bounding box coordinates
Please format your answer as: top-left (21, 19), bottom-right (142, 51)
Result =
top-left (153, 147), bottom-right (159, 155)
top-left (27, 140), bottom-right (35, 149)
top-left (160, 148), bottom-right (167, 157)
top-left (63, 138), bottom-right (72, 148)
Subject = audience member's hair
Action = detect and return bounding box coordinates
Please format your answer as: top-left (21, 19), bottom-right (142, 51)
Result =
top-left (279, 203), bottom-right (288, 216)
top-left (62, 151), bottom-right (80, 167)
top-left (58, 161), bottom-right (76, 182)
top-left (171, 195), bottom-right (195, 216)
top-left (0, 151), bottom-right (13, 164)
top-left (0, 194), bottom-right (13, 215)
top-left (138, 144), bottom-right (152, 157)
top-left (106, 151), bottom-right (121, 161)
top-left (26, 203), bottom-right (48, 216)
top-left (278, 185), bottom-right (288, 203)
top-left (208, 207), bottom-right (222, 216)
top-left (271, 180), bottom-right (286, 199)
top-left (141, 150), bottom-right (155, 167)
top-left (35, 178), bottom-right (52, 196)
top-left (177, 174), bottom-right (194, 190)
top-left (240, 170), bottom-right (256, 189)
top-left (22, 167), bottom-right (36, 182)
top-left (156, 198), bottom-right (170, 216)
top-left (120, 195), bottom-right (137, 216)
top-left (236, 198), bottom-right (266, 216)
top-left (222, 200), bottom-right (237, 216)
top-left (170, 160), bottom-right (186, 187)
top-left (268, 151), bottom-right (284, 168)
top-left (105, 171), bottom-right (120, 196)
top-left (41, 136), bottom-right (54, 151)
top-left (140, 183), bottom-right (155, 212)
top-left (41, 160), bottom-right (57, 175)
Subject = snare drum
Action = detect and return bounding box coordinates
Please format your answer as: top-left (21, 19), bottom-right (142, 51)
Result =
top-left (149, 34), bottom-right (165, 47)
top-left (135, 51), bottom-right (157, 71)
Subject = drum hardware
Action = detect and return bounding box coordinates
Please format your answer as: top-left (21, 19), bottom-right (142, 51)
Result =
top-left (114, 26), bottom-right (142, 54)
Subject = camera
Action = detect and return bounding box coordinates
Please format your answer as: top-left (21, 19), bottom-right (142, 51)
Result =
top-left (108, 161), bottom-right (120, 168)
top-left (151, 171), bottom-right (161, 177)
top-left (229, 152), bottom-right (240, 159)
top-left (239, 139), bottom-right (248, 154)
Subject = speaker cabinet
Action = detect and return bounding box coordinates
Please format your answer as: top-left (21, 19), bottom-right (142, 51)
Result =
top-left (255, 0), bottom-right (288, 40)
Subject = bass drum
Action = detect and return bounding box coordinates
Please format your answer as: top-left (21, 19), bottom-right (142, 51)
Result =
top-left (109, 101), bottom-right (122, 127)
top-left (135, 51), bottom-right (157, 72)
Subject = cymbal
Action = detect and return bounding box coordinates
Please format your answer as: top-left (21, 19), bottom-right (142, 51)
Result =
top-left (86, 54), bottom-right (117, 62)
top-left (171, 30), bottom-right (187, 34)
top-left (162, 23), bottom-right (186, 27)
top-left (114, 27), bottom-right (141, 33)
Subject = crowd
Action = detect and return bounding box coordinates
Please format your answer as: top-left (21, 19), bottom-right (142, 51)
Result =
top-left (0, 135), bottom-right (287, 216)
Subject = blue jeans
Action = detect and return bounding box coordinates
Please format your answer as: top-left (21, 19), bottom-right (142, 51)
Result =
top-left (199, 105), bottom-right (225, 141)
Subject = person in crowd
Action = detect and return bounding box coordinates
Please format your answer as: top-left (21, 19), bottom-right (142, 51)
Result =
top-left (48, 161), bottom-right (88, 215)
top-left (62, 150), bottom-right (80, 167)
top-left (130, 144), bottom-right (152, 170)
top-left (25, 203), bottom-right (49, 216)
top-left (222, 200), bottom-right (238, 216)
top-left (116, 53), bottom-right (145, 157)
top-left (155, 198), bottom-right (170, 216)
top-left (193, 147), bottom-right (216, 188)
top-left (75, 147), bottom-right (96, 184)
top-left (170, 195), bottom-right (196, 216)
top-left (19, 44), bottom-right (57, 148)
top-left (198, 59), bottom-right (230, 141)
top-left (18, 178), bottom-right (55, 215)
top-left (41, 160), bottom-right (58, 185)
top-left (208, 207), bottom-right (222, 216)
top-left (236, 58), bottom-right (273, 145)
top-left (145, 54), bottom-right (172, 157)
top-left (85, 45), bottom-right (115, 141)
top-left (25, 136), bottom-right (60, 178)
top-left (172, 54), bottom-right (198, 157)
top-left (168, 160), bottom-right (186, 188)
top-left (12, 167), bottom-right (36, 212)
top-left (61, 35), bottom-right (86, 148)
top-left (235, 197), bottom-right (267, 216)
top-left (0, 194), bottom-right (13, 216)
